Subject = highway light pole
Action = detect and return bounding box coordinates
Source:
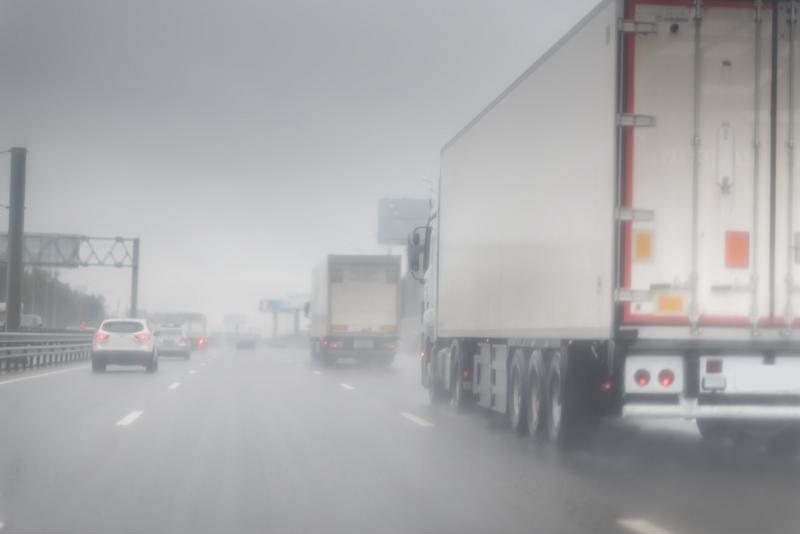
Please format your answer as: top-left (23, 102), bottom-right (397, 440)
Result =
top-left (5, 148), bottom-right (26, 331)
top-left (130, 238), bottom-right (140, 317)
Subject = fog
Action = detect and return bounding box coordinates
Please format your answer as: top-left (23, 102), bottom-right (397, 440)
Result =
top-left (0, 0), bottom-right (596, 326)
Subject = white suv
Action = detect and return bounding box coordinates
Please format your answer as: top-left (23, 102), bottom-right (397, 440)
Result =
top-left (92, 318), bottom-right (158, 373)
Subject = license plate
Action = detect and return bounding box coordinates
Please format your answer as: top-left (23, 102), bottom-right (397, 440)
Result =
top-left (353, 339), bottom-right (374, 349)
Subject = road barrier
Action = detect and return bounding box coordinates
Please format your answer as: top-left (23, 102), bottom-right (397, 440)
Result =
top-left (0, 332), bottom-right (92, 374)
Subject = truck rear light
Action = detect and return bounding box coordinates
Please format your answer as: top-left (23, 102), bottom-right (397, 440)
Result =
top-left (134, 333), bottom-right (151, 343)
top-left (197, 337), bottom-right (207, 347)
top-left (462, 368), bottom-right (470, 381)
top-left (329, 340), bottom-right (342, 349)
top-left (95, 332), bottom-right (109, 342)
top-left (658, 369), bottom-right (675, 387)
top-left (706, 359), bottom-right (723, 374)
top-left (601, 381), bottom-right (613, 391)
top-left (323, 337), bottom-right (329, 346)
top-left (634, 369), bottom-right (650, 387)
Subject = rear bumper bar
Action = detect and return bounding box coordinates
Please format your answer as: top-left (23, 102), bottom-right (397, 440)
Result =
top-left (623, 403), bottom-right (800, 420)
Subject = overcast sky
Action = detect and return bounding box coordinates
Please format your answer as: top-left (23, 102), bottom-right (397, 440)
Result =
top-left (0, 0), bottom-right (597, 328)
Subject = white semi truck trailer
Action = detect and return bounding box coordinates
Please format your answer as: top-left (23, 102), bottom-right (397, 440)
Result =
top-left (409, 0), bottom-right (800, 446)
top-left (310, 255), bottom-right (401, 366)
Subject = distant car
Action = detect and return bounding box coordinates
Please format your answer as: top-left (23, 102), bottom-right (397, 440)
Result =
top-left (91, 318), bottom-right (158, 373)
top-left (235, 336), bottom-right (257, 350)
top-left (21, 314), bottom-right (43, 329)
top-left (156, 326), bottom-right (191, 359)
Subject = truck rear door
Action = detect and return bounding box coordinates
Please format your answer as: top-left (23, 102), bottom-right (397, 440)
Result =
top-left (329, 261), bottom-right (399, 335)
top-left (624, 1), bottom-right (773, 328)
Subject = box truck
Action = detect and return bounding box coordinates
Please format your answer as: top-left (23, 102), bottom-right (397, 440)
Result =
top-left (409, 0), bottom-right (800, 447)
top-left (310, 255), bottom-right (401, 366)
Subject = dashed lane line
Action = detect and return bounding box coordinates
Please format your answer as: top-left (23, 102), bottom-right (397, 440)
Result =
top-left (400, 412), bottom-right (435, 428)
top-left (617, 518), bottom-right (674, 534)
top-left (116, 410), bottom-right (143, 427)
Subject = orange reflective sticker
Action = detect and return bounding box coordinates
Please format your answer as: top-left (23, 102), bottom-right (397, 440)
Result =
top-left (657, 294), bottom-right (684, 314)
top-left (634, 231), bottom-right (652, 262)
top-left (725, 231), bottom-right (749, 269)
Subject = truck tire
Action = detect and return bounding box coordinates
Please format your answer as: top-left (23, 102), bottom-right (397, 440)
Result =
top-left (428, 354), bottom-right (447, 404)
top-left (450, 341), bottom-right (469, 410)
top-left (527, 350), bottom-right (546, 438)
top-left (508, 349), bottom-right (528, 434)
top-left (546, 350), bottom-right (586, 448)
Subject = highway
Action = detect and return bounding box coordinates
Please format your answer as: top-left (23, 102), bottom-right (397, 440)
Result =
top-left (1, 343), bottom-right (799, 533)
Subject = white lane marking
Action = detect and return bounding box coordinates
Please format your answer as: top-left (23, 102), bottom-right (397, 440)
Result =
top-left (617, 518), bottom-right (673, 534)
top-left (340, 383), bottom-right (355, 390)
top-left (312, 370), bottom-right (322, 375)
top-left (400, 412), bottom-right (435, 428)
top-left (116, 410), bottom-right (143, 427)
top-left (0, 365), bottom-right (88, 386)
top-left (189, 370), bottom-right (198, 375)
top-left (168, 382), bottom-right (181, 390)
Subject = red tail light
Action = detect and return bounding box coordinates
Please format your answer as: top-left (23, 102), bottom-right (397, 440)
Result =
top-left (134, 333), bottom-right (151, 343)
top-left (601, 381), bottom-right (614, 392)
top-left (462, 368), bottom-right (470, 381)
top-left (634, 369), bottom-right (650, 387)
top-left (706, 359), bottom-right (723, 374)
top-left (658, 369), bottom-right (675, 387)
top-left (198, 337), bottom-right (207, 347)
top-left (95, 332), bottom-right (109, 342)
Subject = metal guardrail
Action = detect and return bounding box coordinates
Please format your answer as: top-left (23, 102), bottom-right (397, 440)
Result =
top-left (0, 332), bottom-right (93, 374)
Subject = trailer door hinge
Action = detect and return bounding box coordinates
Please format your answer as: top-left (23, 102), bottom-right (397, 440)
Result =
top-left (616, 207), bottom-right (654, 222)
top-left (615, 288), bottom-right (652, 303)
top-left (617, 113), bottom-right (656, 127)
top-left (618, 19), bottom-right (657, 34)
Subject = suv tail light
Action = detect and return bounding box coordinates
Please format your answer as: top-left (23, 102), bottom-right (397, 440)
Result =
top-left (134, 333), bottom-right (151, 343)
top-left (95, 332), bottom-right (109, 342)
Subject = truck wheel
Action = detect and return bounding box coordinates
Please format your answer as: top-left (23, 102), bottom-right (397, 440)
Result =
top-left (146, 353), bottom-right (159, 373)
top-left (508, 349), bottom-right (528, 434)
top-left (450, 341), bottom-right (469, 410)
top-left (377, 354), bottom-right (395, 368)
top-left (546, 350), bottom-right (587, 448)
top-left (428, 356), bottom-right (447, 404)
top-left (527, 350), bottom-right (545, 437)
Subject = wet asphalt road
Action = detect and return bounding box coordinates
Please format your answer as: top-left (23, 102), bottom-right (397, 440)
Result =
top-left (1, 342), bottom-right (799, 533)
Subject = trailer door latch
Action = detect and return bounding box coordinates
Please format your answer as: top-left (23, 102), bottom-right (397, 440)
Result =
top-left (617, 113), bottom-right (656, 127)
top-left (616, 207), bottom-right (654, 222)
top-left (618, 19), bottom-right (657, 34)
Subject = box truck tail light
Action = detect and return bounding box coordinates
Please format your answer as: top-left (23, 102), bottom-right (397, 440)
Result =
top-left (706, 359), bottom-right (723, 374)
top-left (634, 369), bottom-right (650, 387)
top-left (725, 231), bottom-right (749, 269)
top-left (328, 340), bottom-right (342, 349)
top-left (462, 369), bottom-right (470, 381)
top-left (601, 381), bottom-right (613, 392)
top-left (658, 369), bottom-right (675, 387)
top-left (323, 337), bottom-right (329, 346)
